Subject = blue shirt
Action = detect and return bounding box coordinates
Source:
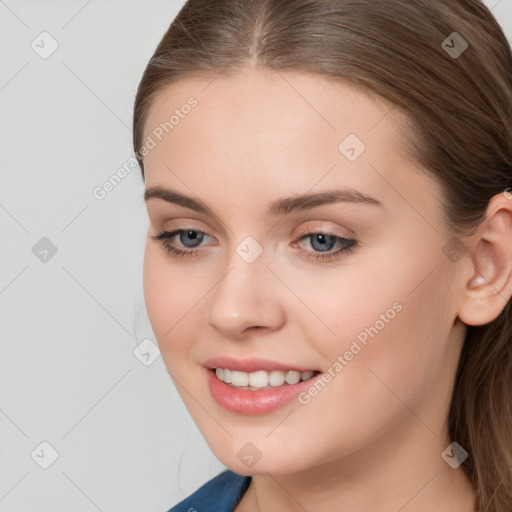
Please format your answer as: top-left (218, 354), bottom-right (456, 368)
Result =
top-left (167, 469), bottom-right (252, 512)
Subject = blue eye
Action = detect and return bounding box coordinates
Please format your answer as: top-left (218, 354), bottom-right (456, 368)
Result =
top-left (293, 230), bottom-right (359, 262)
top-left (152, 229), bottom-right (210, 258)
top-left (151, 228), bottom-right (359, 262)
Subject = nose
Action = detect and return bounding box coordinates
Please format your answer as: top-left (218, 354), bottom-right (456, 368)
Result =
top-left (207, 250), bottom-right (286, 338)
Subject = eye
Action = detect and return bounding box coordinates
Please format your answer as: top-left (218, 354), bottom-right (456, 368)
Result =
top-left (151, 226), bottom-right (360, 263)
top-left (151, 229), bottom-right (210, 258)
top-left (292, 226), bottom-right (359, 262)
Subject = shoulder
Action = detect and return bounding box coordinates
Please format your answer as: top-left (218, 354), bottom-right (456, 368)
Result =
top-left (166, 469), bottom-right (251, 512)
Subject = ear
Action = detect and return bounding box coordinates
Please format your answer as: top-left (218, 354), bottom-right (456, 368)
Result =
top-left (457, 190), bottom-right (512, 326)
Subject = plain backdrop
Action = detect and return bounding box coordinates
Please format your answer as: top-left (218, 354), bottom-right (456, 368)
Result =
top-left (0, 1), bottom-right (511, 510)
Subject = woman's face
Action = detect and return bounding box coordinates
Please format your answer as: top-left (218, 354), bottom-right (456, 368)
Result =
top-left (142, 68), bottom-right (467, 476)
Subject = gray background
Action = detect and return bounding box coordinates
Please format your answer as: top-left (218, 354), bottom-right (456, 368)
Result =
top-left (0, 0), bottom-right (511, 510)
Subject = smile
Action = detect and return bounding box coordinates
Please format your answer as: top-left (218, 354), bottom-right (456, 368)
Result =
top-left (215, 368), bottom-right (320, 390)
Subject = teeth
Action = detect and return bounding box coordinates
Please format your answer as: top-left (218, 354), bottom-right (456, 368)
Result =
top-left (268, 370), bottom-right (285, 386)
top-left (231, 370), bottom-right (249, 387)
top-left (285, 371), bottom-right (300, 385)
top-left (214, 368), bottom-right (317, 389)
top-left (249, 371), bottom-right (268, 387)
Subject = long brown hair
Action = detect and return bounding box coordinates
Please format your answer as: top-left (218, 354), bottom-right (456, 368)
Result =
top-left (132, 1), bottom-right (512, 509)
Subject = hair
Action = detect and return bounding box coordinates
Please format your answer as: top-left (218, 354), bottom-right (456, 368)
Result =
top-left (132, 1), bottom-right (512, 510)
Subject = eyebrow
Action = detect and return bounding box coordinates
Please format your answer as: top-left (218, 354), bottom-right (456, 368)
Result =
top-left (143, 186), bottom-right (384, 216)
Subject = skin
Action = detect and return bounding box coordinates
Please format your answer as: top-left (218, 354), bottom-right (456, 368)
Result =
top-left (141, 67), bottom-right (512, 512)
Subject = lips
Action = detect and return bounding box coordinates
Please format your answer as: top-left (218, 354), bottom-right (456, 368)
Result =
top-left (203, 357), bottom-right (322, 415)
top-left (203, 356), bottom-right (319, 373)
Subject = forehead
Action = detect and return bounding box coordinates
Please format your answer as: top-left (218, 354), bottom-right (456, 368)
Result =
top-left (141, 68), bottom-right (438, 218)
top-left (143, 68), bottom-right (404, 145)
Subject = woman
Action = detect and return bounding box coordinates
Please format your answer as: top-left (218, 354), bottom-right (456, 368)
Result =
top-left (133, 1), bottom-right (512, 510)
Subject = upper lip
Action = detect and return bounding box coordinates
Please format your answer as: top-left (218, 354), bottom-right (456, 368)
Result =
top-left (203, 356), bottom-right (319, 373)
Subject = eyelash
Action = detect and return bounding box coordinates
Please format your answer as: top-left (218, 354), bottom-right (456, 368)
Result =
top-left (151, 227), bottom-right (359, 263)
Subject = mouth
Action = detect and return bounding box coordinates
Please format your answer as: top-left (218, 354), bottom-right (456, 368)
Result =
top-left (203, 358), bottom-right (324, 415)
top-left (205, 366), bottom-right (323, 415)
top-left (212, 368), bottom-right (322, 391)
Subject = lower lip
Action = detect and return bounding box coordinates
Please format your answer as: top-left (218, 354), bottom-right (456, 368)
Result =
top-left (206, 368), bottom-right (320, 415)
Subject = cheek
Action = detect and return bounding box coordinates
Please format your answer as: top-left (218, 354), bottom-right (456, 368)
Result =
top-left (143, 245), bottom-right (193, 352)
top-left (143, 243), bottom-right (214, 378)
top-left (143, 245), bottom-right (169, 337)
top-left (277, 269), bottom-right (453, 465)
top-left (299, 236), bottom-right (453, 396)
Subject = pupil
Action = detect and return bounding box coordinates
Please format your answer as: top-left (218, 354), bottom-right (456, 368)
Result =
top-left (181, 230), bottom-right (203, 247)
top-left (312, 234), bottom-right (334, 252)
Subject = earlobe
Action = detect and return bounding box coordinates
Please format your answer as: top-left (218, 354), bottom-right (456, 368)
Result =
top-left (468, 275), bottom-right (488, 289)
top-left (457, 193), bottom-right (512, 327)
